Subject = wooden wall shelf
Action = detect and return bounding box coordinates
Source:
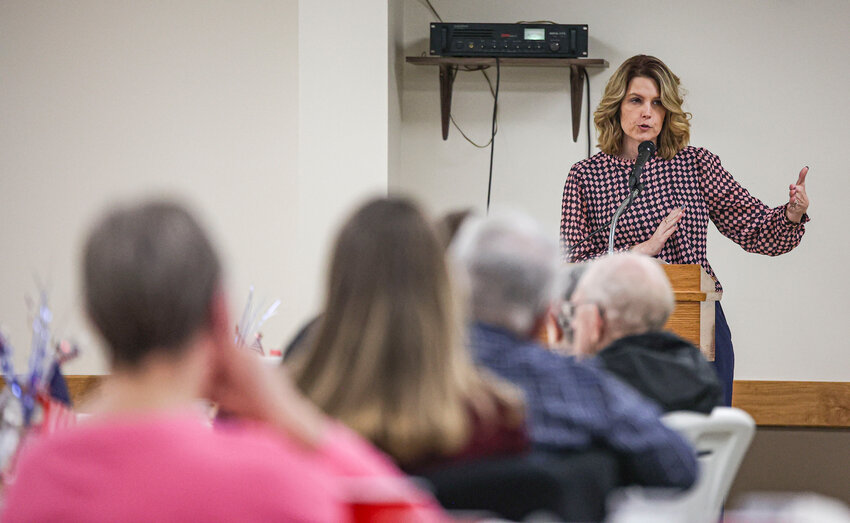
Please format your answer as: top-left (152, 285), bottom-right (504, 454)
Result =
top-left (732, 381), bottom-right (850, 428)
top-left (405, 56), bottom-right (608, 142)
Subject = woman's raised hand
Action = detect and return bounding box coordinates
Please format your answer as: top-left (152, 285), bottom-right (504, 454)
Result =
top-left (785, 167), bottom-right (809, 223)
top-left (207, 338), bottom-right (328, 448)
top-left (633, 207), bottom-right (684, 257)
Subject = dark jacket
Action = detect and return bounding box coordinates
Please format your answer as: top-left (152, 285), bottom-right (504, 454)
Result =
top-left (595, 331), bottom-right (723, 414)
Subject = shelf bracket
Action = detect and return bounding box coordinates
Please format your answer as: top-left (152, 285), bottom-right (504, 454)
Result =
top-left (439, 64), bottom-right (456, 140)
top-left (569, 65), bottom-right (586, 143)
top-left (438, 64), bottom-right (587, 143)
top-left (408, 57), bottom-right (607, 143)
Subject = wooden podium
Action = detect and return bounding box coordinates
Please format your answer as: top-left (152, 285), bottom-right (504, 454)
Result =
top-left (661, 264), bottom-right (720, 361)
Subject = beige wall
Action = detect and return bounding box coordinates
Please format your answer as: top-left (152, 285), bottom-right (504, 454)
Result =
top-left (0, 1), bottom-right (300, 373)
top-left (296, 0), bottom-right (391, 324)
top-left (0, 0), bottom-right (394, 373)
top-left (396, 0), bottom-right (850, 381)
top-left (389, 0), bottom-right (405, 186)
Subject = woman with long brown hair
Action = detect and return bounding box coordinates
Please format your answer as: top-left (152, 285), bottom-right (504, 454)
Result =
top-left (290, 197), bottom-right (526, 472)
top-left (560, 55), bottom-right (811, 405)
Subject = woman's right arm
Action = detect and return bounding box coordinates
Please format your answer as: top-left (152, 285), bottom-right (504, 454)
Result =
top-left (560, 165), bottom-right (605, 262)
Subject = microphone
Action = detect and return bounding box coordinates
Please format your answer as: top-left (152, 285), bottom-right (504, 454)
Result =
top-left (571, 141), bottom-right (658, 255)
top-left (608, 141), bottom-right (656, 254)
top-left (628, 141), bottom-right (657, 191)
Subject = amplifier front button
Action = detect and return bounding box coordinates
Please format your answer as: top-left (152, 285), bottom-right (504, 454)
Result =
top-left (549, 41), bottom-right (561, 51)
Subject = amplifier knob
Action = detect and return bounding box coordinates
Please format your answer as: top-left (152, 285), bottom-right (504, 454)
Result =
top-left (549, 41), bottom-right (561, 51)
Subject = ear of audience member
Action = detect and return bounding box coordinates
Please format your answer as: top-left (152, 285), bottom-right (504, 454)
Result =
top-left (289, 197), bottom-right (528, 473)
top-left (571, 253), bottom-right (723, 413)
top-left (451, 212), bottom-right (698, 489)
top-left (2, 200), bottom-right (443, 522)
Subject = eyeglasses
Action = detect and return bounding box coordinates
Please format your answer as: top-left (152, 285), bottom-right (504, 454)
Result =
top-left (555, 300), bottom-right (588, 344)
top-left (560, 300), bottom-right (601, 321)
top-left (558, 299), bottom-right (605, 339)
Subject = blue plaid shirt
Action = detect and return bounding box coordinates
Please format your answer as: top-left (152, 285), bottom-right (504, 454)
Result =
top-left (470, 322), bottom-right (697, 488)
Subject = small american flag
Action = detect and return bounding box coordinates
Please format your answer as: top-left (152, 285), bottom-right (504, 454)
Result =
top-left (35, 393), bottom-right (76, 436)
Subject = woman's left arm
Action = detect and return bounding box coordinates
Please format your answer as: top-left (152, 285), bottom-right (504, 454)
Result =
top-left (699, 149), bottom-right (810, 255)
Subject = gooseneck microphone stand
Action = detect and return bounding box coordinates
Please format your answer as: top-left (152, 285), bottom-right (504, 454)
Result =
top-left (607, 140), bottom-right (655, 253)
top-left (607, 183), bottom-right (644, 254)
top-left (568, 140), bottom-right (656, 257)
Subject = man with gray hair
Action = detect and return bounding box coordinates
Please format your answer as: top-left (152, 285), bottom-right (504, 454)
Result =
top-left (452, 212), bottom-right (697, 489)
top-left (570, 253), bottom-right (723, 413)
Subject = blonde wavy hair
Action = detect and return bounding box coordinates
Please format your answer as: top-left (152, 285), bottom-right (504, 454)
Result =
top-left (290, 198), bottom-right (524, 467)
top-left (594, 55), bottom-right (692, 160)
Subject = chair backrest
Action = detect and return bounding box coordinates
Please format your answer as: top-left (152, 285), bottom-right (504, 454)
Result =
top-left (608, 407), bottom-right (756, 523)
top-left (662, 407), bottom-right (756, 518)
top-left (422, 450), bottom-right (620, 522)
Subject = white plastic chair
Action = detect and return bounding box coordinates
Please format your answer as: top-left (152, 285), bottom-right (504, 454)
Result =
top-left (608, 407), bottom-right (756, 523)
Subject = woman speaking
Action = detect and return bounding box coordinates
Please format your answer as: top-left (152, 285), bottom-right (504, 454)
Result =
top-left (560, 55), bottom-right (810, 405)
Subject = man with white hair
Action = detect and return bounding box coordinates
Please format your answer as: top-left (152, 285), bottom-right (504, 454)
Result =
top-left (451, 212), bottom-right (697, 489)
top-left (570, 253), bottom-right (723, 413)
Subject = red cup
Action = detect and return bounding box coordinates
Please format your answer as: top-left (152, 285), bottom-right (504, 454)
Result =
top-left (342, 476), bottom-right (444, 522)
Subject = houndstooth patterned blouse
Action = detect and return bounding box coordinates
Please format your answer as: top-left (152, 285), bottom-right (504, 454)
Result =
top-left (560, 146), bottom-right (809, 292)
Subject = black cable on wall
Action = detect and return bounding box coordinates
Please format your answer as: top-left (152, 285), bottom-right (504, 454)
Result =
top-left (485, 58), bottom-right (501, 213)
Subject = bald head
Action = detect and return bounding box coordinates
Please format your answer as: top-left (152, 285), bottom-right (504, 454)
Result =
top-left (572, 253), bottom-right (674, 355)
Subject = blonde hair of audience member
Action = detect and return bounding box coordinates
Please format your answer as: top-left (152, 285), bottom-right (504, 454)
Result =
top-left (290, 198), bottom-right (523, 467)
top-left (594, 54), bottom-right (691, 160)
top-left (451, 211), bottom-right (560, 339)
top-left (570, 253), bottom-right (675, 358)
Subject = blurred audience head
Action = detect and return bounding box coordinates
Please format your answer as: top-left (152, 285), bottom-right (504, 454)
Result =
top-left (83, 200), bottom-right (223, 370)
top-left (291, 197), bottom-right (521, 467)
top-left (451, 211), bottom-right (560, 338)
top-left (570, 253), bottom-right (674, 358)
